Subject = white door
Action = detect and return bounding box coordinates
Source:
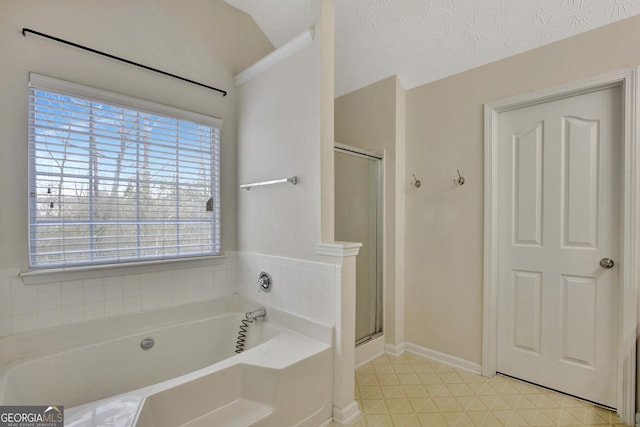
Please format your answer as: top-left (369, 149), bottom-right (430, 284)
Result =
top-left (496, 86), bottom-right (620, 408)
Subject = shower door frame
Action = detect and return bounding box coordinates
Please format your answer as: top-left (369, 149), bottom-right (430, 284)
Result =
top-left (335, 143), bottom-right (384, 345)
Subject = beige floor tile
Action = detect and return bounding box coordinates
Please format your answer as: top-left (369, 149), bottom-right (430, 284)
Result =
top-left (410, 398), bottom-right (440, 413)
top-left (361, 399), bottom-right (389, 414)
top-left (427, 384), bottom-right (453, 397)
top-left (413, 364), bottom-right (437, 374)
top-left (455, 396), bottom-right (488, 412)
top-left (375, 364), bottom-right (397, 374)
top-left (415, 412), bottom-right (449, 427)
top-left (358, 374), bottom-right (380, 386)
top-left (394, 363), bottom-right (417, 374)
top-left (360, 385), bottom-right (384, 399)
top-left (433, 397), bottom-right (464, 412)
top-left (403, 384), bottom-right (429, 398)
top-left (378, 374), bottom-right (401, 386)
top-left (399, 373), bottom-right (423, 385)
top-left (338, 354), bottom-right (629, 427)
top-left (382, 385), bottom-right (407, 399)
top-left (391, 413), bottom-right (421, 427)
top-left (419, 373), bottom-right (446, 384)
top-left (358, 364), bottom-right (376, 375)
top-left (386, 399), bottom-right (415, 414)
top-left (363, 414), bottom-right (394, 427)
top-left (447, 383), bottom-right (476, 397)
top-left (489, 409), bottom-right (514, 424)
top-left (478, 395), bottom-right (513, 411)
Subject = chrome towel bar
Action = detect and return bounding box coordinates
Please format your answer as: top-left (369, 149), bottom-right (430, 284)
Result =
top-left (240, 176), bottom-right (298, 190)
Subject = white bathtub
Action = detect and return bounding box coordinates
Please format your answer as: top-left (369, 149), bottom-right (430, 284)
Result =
top-left (0, 295), bottom-right (333, 426)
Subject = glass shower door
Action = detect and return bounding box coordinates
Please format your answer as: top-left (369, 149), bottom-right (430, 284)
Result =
top-left (334, 147), bottom-right (382, 344)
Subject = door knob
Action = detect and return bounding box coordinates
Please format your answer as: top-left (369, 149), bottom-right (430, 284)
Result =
top-left (599, 258), bottom-right (615, 269)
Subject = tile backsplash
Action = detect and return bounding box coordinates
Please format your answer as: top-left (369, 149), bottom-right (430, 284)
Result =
top-left (0, 263), bottom-right (229, 338)
top-left (228, 252), bottom-right (338, 325)
top-left (0, 251), bottom-right (339, 338)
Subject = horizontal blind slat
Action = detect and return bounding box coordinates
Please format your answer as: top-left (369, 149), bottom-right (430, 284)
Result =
top-left (28, 82), bottom-right (221, 269)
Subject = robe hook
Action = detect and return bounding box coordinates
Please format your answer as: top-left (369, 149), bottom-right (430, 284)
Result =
top-left (412, 173), bottom-right (421, 188)
top-left (454, 170), bottom-right (465, 186)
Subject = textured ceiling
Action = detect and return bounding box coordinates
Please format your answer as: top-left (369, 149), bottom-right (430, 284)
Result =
top-left (226, 0), bottom-right (640, 97)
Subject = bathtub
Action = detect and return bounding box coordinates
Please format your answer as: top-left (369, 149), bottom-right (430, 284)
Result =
top-left (0, 294), bottom-right (333, 426)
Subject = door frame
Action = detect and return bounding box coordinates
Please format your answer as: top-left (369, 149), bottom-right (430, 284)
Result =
top-left (482, 67), bottom-right (639, 424)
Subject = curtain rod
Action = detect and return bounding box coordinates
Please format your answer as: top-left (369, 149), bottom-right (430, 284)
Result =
top-left (22, 28), bottom-right (227, 97)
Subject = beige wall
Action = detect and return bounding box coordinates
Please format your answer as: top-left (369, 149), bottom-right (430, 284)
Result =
top-left (0, 0), bottom-right (273, 270)
top-left (404, 14), bottom-right (640, 364)
top-left (335, 76), bottom-right (406, 347)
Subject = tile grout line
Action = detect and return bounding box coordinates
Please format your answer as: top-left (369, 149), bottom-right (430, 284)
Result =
top-left (347, 352), bottom-right (629, 427)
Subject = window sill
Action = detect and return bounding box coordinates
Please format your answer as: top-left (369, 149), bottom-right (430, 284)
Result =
top-left (19, 255), bottom-right (227, 285)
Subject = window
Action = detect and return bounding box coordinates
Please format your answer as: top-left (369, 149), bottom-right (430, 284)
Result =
top-left (28, 74), bottom-right (221, 269)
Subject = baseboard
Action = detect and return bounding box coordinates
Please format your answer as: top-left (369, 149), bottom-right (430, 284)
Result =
top-left (332, 401), bottom-right (360, 425)
top-left (384, 342), bottom-right (405, 356)
top-left (404, 342), bottom-right (482, 375)
top-left (356, 336), bottom-right (385, 367)
top-left (635, 411), bottom-right (639, 427)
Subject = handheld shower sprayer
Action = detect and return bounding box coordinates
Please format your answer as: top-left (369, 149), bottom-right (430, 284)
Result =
top-left (235, 307), bottom-right (266, 354)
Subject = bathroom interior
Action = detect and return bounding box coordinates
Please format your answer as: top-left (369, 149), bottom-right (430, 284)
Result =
top-left (1, 0), bottom-right (640, 426)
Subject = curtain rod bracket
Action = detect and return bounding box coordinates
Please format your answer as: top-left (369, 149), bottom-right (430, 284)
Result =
top-left (22, 27), bottom-right (227, 97)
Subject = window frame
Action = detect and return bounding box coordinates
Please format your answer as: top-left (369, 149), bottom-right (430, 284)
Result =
top-left (26, 73), bottom-right (223, 273)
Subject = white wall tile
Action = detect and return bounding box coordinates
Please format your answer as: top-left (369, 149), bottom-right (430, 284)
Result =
top-left (83, 283), bottom-right (104, 305)
top-left (0, 316), bottom-right (12, 338)
top-left (13, 313), bottom-right (38, 334)
top-left (62, 305), bottom-right (83, 325)
top-left (231, 252), bottom-right (338, 325)
top-left (123, 296), bottom-right (141, 314)
top-left (83, 278), bottom-right (104, 288)
top-left (0, 251), bottom-right (334, 337)
top-left (104, 278), bottom-right (124, 301)
top-left (38, 309), bottom-right (62, 329)
top-left (62, 286), bottom-right (83, 307)
top-left (84, 302), bottom-right (105, 321)
top-left (140, 294), bottom-right (159, 311)
top-left (105, 299), bottom-right (124, 317)
top-left (123, 279), bottom-right (141, 298)
top-left (12, 294), bottom-right (38, 315)
top-left (0, 298), bottom-right (11, 316)
top-left (37, 289), bottom-right (61, 312)
top-left (0, 280), bottom-right (11, 299)
top-left (11, 276), bottom-right (35, 297)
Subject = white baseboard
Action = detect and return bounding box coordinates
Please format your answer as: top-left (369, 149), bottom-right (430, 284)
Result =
top-left (332, 401), bottom-right (360, 425)
top-left (404, 342), bottom-right (482, 375)
top-left (356, 336), bottom-right (385, 367)
top-left (384, 342), bottom-right (405, 356)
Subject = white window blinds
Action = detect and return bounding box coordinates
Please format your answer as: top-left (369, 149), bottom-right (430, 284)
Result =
top-left (28, 74), bottom-right (221, 269)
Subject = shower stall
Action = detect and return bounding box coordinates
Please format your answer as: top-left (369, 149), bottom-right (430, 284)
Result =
top-left (334, 144), bottom-right (383, 345)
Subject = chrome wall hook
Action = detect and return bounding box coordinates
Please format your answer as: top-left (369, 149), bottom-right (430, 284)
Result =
top-left (412, 174), bottom-right (421, 188)
top-left (454, 170), bottom-right (465, 186)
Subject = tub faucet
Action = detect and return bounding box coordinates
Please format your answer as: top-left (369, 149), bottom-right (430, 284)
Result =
top-left (245, 307), bottom-right (266, 323)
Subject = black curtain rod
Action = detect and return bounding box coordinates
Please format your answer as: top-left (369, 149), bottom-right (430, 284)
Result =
top-left (22, 28), bottom-right (227, 97)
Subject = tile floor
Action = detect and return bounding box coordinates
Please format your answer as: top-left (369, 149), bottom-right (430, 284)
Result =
top-left (330, 353), bottom-right (630, 427)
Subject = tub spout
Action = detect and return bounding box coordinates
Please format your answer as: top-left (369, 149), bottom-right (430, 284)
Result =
top-left (245, 307), bottom-right (266, 322)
